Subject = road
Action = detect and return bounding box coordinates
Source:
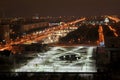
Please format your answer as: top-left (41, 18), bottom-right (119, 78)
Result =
top-left (0, 18), bottom-right (86, 51)
top-left (107, 16), bottom-right (120, 23)
top-left (108, 25), bottom-right (118, 37)
top-left (97, 25), bottom-right (105, 46)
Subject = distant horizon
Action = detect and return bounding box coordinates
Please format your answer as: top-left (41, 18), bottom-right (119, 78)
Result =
top-left (0, 0), bottom-right (120, 18)
top-left (0, 14), bottom-right (120, 18)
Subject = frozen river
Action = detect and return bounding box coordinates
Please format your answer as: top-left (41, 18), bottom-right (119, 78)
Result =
top-left (14, 46), bottom-right (97, 72)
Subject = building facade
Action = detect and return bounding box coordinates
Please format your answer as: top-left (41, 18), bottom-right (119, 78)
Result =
top-left (0, 25), bottom-right (10, 43)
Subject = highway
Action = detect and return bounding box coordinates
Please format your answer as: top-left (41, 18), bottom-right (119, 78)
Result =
top-left (1, 16), bottom-right (120, 51)
top-left (1, 16), bottom-right (120, 73)
top-left (108, 25), bottom-right (118, 37)
top-left (107, 16), bottom-right (120, 23)
top-left (0, 18), bottom-right (86, 51)
top-left (97, 25), bottom-right (105, 46)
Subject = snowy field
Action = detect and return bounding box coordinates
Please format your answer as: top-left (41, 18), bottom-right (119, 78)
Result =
top-left (14, 46), bottom-right (97, 72)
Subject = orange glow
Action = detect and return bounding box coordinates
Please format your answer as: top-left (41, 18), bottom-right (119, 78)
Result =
top-left (107, 16), bottom-right (120, 23)
top-left (108, 26), bottom-right (118, 37)
top-left (114, 33), bottom-right (118, 37)
top-left (98, 25), bottom-right (105, 44)
top-left (0, 18), bottom-right (86, 52)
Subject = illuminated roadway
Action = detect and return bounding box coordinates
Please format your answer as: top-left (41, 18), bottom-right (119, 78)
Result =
top-left (108, 25), bottom-right (118, 37)
top-left (98, 25), bottom-right (105, 46)
top-left (107, 16), bottom-right (120, 23)
top-left (0, 18), bottom-right (86, 51)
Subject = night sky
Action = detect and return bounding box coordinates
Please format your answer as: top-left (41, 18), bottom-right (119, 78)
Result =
top-left (0, 0), bottom-right (120, 17)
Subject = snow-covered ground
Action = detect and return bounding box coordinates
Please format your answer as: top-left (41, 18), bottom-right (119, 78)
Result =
top-left (14, 46), bottom-right (97, 72)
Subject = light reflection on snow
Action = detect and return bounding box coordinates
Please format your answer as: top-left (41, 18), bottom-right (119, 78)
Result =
top-left (14, 46), bottom-right (97, 72)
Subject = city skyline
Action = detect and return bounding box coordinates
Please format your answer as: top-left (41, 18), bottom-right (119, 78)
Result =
top-left (0, 0), bottom-right (120, 17)
top-left (0, 9), bottom-right (120, 79)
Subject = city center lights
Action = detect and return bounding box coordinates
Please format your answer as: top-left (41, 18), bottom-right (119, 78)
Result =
top-left (0, 18), bottom-right (85, 51)
top-left (0, 15), bottom-right (120, 80)
top-left (0, 0), bottom-right (120, 79)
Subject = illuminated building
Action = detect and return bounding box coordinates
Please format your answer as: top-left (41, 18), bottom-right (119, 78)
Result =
top-left (20, 22), bottom-right (49, 33)
top-left (0, 25), bottom-right (10, 43)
